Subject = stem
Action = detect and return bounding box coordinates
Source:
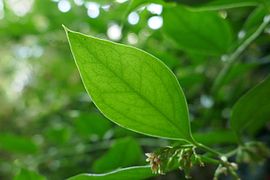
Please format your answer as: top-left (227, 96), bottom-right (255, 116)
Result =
top-left (224, 148), bottom-right (239, 158)
top-left (192, 141), bottom-right (222, 157)
top-left (201, 156), bottom-right (220, 165)
top-left (192, 140), bottom-right (241, 179)
top-left (211, 14), bottom-right (270, 93)
top-left (228, 168), bottom-right (241, 180)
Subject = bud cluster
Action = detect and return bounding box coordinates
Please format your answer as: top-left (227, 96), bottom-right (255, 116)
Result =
top-left (145, 145), bottom-right (204, 178)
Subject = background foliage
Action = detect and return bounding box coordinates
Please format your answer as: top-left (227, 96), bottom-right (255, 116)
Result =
top-left (0, 0), bottom-right (270, 179)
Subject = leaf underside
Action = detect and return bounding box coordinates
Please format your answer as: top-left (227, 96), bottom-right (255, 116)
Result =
top-left (65, 27), bottom-right (192, 141)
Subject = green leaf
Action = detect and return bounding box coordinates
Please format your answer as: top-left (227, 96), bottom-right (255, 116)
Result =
top-left (74, 112), bottom-right (111, 138)
top-left (222, 63), bottom-right (259, 86)
top-left (190, 0), bottom-right (259, 11)
top-left (243, 6), bottom-right (268, 31)
top-left (64, 27), bottom-right (193, 141)
top-left (92, 137), bottom-right (143, 173)
top-left (163, 5), bottom-right (232, 55)
top-left (233, 5), bottom-right (269, 49)
top-left (0, 134), bottom-right (38, 154)
top-left (68, 166), bottom-right (153, 180)
top-left (231, 76), bottom-right (270, 134)
top-left (14, 168), bottom-right (45, 180)
top-left (193, 130), bottom-right (238, 145)
top-left (45, 126), bottom-right (71, 145)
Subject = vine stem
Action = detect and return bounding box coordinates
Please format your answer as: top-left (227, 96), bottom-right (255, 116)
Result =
top-left (201, 156), bottom-right (220, 165)
top-left (224, 148), bottom-right (239, 158)
top-left (192, 140), bottom-right (241, 179)
top-left (211, 14), bottom-right (270, 93)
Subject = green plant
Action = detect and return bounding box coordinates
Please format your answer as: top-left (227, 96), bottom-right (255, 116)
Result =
top-left (3, 0), bottom-right (270, 179)
top-left (63, 1), bottom-right (270, 179)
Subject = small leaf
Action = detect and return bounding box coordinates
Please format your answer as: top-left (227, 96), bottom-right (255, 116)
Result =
top-left (163, 5), bottom-right (232, 55)
top-left (231, 76), bottom-right (270, 134)
top-left (68, 166), bottom-right (153, 180)
top-left (232, 5), bottom-right (269, 49)
top-left (92, 137), bottom-right (143, 173)
top-left (14, 168), bottom-right (45, 180)
top-left (0, 134), bottom-right (38, 154)
top-left (64, 27), bottom-right (193, 141)
top-left (243, 5), bottom-right (269, 31)
top-left (45, 126), bottom-right (71, 145)
top-left (74, 112), bottom-right (111, 138)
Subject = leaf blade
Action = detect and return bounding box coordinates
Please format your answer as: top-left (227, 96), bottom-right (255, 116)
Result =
top-left (194, 130), bottom-right (238, 145)
top-left (64, 27), bottom-right (192, 141)
top-left (14, 168), bottom-right (45, 180)
top-left (92, 137), bottom-right (143, 173)
top-left (0, 133), bottom-right (38, 154)
top-left (163, 5), bottom-right (232, 55)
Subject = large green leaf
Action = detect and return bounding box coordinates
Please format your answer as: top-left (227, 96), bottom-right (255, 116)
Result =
top-left (231, 76), bottom-right (270, 134)
top-left (64, 27), bottom-right (193, 141)
top-left (92, 137), bottom-right (143, 173)
top-left (68, 166), bottom-right (153, 180)
top-left (163, 5), bottom-right (232, 55)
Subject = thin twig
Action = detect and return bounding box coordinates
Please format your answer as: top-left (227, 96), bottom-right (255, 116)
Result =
top-left (211, 14), bottom-right (270, 93)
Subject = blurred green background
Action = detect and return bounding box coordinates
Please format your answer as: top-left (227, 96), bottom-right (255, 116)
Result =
top-left (0, 0), bottom-right (269, 179)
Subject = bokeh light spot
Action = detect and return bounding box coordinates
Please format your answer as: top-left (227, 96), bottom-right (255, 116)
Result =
top-left (58, 0), bottom-right (71, 13)
top-left (73, 0), bottom-right (83, 6)
top-left (7, 0), bottom-right (34, 17)
top-left (0, 0), bottom-right (4, 19)
top-left (107, 23), bottom-right (122, 41)
top-left (127, 33), bottom-right (138, 45)
top-left (116, 0), bottom-right (128, 3)
top-left (147, 16), bottom-right (163, 30)
top-left (128, 12), bottom-right (139, 25)
top-left (86, 2), bottom-right (100, 18)
top-left (146, 3), bottom-right (162, 15)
